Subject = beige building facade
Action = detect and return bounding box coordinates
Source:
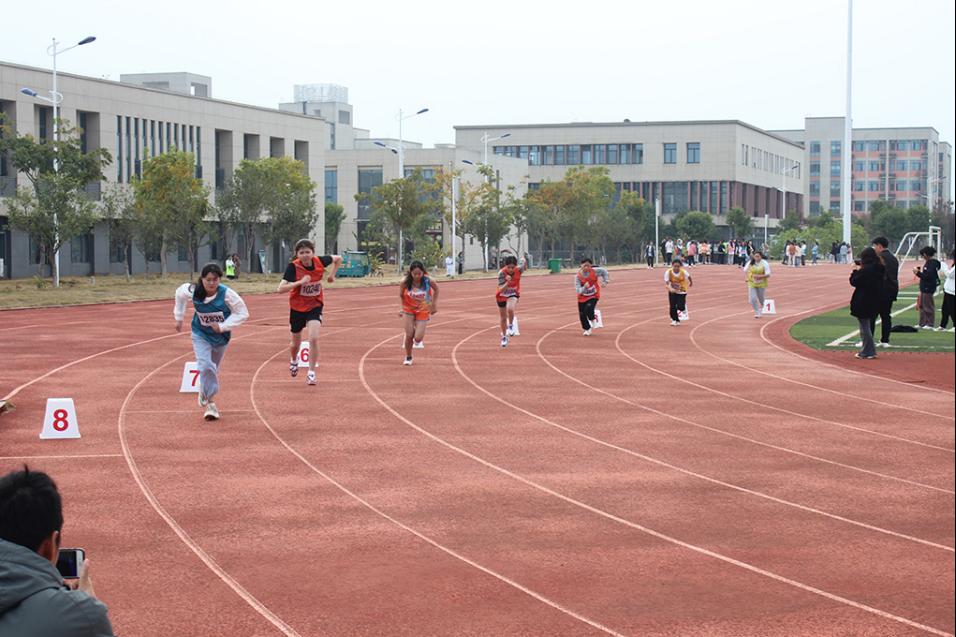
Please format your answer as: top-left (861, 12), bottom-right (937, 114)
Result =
top-left (455, 121), bottom-right (805, 233)
top-left (1, 60), bottom-right (328, 279)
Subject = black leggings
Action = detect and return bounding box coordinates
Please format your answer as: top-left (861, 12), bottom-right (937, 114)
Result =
top-left (668, 292), bottom-right (686, 321)
top-left (646, 255), bottom-right (654, 267)
top-left (578, 298), bottom-right (598, 330)
top-left (941, 293), bottom-right (955, 329)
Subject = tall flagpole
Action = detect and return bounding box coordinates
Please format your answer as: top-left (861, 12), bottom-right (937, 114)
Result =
top-left (842, 0), bottom-right (853, 245)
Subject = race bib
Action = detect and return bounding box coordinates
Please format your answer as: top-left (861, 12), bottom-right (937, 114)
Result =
top-left (196, 311), bottom-right (226, 326)
top-left (581, 284), bottom-right (597, 296)
top-left (300, 281), bottom-right (323, 297)
top-left (501, 287), bottom-right (517, 297)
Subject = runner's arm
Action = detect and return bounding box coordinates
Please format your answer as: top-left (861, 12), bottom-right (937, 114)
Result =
top-left (173, 283), bottom-right (192, 323)
top-left (595, 267), bottom-right (610, 285)
top-left (277, 262), bottom-right (304, 293)
top-left (220, 289), bottom-right (249, 330)
top-left (324, 255), bottom-right (342, 282)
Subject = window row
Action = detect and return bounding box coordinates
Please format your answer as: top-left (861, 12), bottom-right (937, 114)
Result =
top-left (494, 143), bottom-right (646, 166)
top-left (116, 116), bottom-right (201, 183)
top-left (741, 144), bottom-right (800, 178)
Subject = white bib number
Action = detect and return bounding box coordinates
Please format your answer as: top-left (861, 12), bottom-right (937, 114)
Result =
top-left (196, 311), bottom-right (225, 327)
top-left (300, 281), bottom-right (323, 297)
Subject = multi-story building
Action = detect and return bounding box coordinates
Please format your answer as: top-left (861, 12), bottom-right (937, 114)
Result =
top-left (454, 120), bottom-right (805, 234)
top-left (1, 61), bottom-right (328, 279)
top-left (323, 145), bottom-right (528, 269)
top-left (771, 117), bottom-right (952, 216)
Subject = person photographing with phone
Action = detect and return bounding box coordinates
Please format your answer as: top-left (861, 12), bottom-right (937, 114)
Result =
top-left (0, 466), bottom-right (115, 636)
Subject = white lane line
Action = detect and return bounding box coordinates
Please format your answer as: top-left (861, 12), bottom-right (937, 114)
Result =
top-left (367, 334), bottom-right (953, 637)
top-left (118, 327), bottom-right (302, 637)
top-left (250, 335), bottom-right (626, 636)
top-left (827, 301), bottom-right (919, 347)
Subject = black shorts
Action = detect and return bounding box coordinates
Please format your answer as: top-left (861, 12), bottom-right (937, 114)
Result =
top-left (496, 295), bottom-right (519, 308)
top-left (290, 307), bottom-right (323, 333)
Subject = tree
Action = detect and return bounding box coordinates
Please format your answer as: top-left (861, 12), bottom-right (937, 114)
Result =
top-left (324, 202), bottom-right (345, 253)
top-left (675, 211), bottom-right (717, 240)
top-left (599, 191), bottom-right (639, 262)
top-left (461, 166), bottom-right (512, 269)
top-left (905, 204), bottom-right (931, 234)
top-left (100, 183), bottom-right (136, 278)
top-left (725, 207), bottom-right (753, 239)
top-left (133, 151), bottom-right (209, 275)
top-left (560, 166), bottom-right (615, 260)
top-left (867, 200), bottom-right (907, 245)
top-left (0, 120), bottom-right (111, 285)
top-left (779, 209), bottom-right (803, 232)
top-left (223, 157), bottom-right (313, 273)
top-left (362, 168), bottom-right (439, 270)
top-left (769, 217), bottom-right (868, 260)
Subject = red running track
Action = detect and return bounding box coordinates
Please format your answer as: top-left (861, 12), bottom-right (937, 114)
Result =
top-left (1, 264), bottom-right (953, 637)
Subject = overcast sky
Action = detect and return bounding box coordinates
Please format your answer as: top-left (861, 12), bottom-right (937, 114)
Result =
top-left (4, 0), bottom-right (954, 196)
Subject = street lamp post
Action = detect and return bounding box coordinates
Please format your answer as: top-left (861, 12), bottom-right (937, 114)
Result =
top-left (373, 107), bottom-right (428, 269)
top-left (20, 35), bottom-right (96, 287)
top-left (842, 0), bottom-right (853, 245)
top-left (654, 197), bottom-right (661, 266)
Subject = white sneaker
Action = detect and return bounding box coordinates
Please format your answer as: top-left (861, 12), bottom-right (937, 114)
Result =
top-left (920, 325), bottom-right (933, 330)
top-left (878, 342), bottom-right (891, 348)
top-left (413, 340), bottom-right (425, 349)
top-left (583, 329), bottom-right (592, 336)
top-left (307, 370), bottom-right (317, 385)
top-left (853, 341), bottom-right (863, 347)
top-left (934, 326), bottom-right (942, 331)
top-left (670, 320), bottom-right (679, 326)
top-left (203, 402), bottom-right (220, 421)
top-left (500, 335), bottom-right (509, 347)
top-left (403, 356), bottom-right (413, 366)
top-left (506, 326), bottom-right (515, 337)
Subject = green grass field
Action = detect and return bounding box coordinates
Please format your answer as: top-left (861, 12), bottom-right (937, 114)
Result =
top-left (790, 291), bottom-right (955, 352)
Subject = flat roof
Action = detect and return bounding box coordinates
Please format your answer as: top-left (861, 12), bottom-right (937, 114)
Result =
top-left (1, 60), bottom-right (326, 123)
top-left (454, 119), bottom-right (805, 148)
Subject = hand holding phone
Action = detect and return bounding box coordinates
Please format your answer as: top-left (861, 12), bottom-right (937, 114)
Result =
top-left (56, 548), bottom-right (85, 580)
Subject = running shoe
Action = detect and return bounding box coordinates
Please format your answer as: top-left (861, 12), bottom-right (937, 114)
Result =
top-left (403, 356), bottom-right (413, 366)
top-left (500, 335), bottom-right (509, 347)
top-left (307, 370), bottom-right (317, 385)
top-left (289, 360), bottom-right (298, 377)
top-left (204, 403), bottom-right (220, 421)
top-left (413, 340), bottom-right (425, 349)
top-left (510, 323), bottom-right (520, 336)
top-left (506, 326), bottom-right (515, 337)
top-left (854, 353), bottom-right (877, 359)
top-left (878, 342), bottom-right (891, 348)
top-left (582, 329), bottom-right (592, 336)
top-left (670, 320), bottom-right (679, 326)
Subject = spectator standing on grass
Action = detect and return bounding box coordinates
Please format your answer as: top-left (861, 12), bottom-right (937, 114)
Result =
top-left (839, 242), bottom-right (849, 264)
top-left (745, 251), bottom-right (772, 318)
top-left (811, 241), bottom-right (820, 266)
top-left (850, 247), bottom-right (885, 359)
top-left (224, 254), bottom-right (237, 280)
top-left (913, 246), bottom-right (942, 329)
top-left (0, 467), bottom-right (115, 637)
top-left (644, 242), bottom-right (656, 268)
top-left (870, 237), bottom-right (899, 348)
top-left (938, 250), bottom-right (955, 331)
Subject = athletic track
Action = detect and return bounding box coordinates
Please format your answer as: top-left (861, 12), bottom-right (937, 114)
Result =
top-left (1, 263), bottom-right (953, 637)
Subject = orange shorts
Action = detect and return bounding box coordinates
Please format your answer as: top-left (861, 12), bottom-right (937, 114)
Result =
top-left (403, 308), bottom-right (430, 321)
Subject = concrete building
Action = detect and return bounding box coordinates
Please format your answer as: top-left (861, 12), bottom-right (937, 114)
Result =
top-left (455, 120), bottom-right (805, 234)
top-left (770, 117), bottom-right (952, 216)
top-left (1, 60), bottom-right (327, 279)
top-left (323, 146), bottom-right (528, 269)
top-left (119, 72), bottom-right (212, 97)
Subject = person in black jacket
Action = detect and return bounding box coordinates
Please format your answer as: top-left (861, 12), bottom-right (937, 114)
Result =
top-left (870, 237), bottom-right (899, 347)
top-left (850, 247), bottom-right (886, 359)
top-left (913, 246), bottom-right (942, 329)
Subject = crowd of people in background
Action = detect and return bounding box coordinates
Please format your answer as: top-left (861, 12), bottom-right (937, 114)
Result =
top-left (650, 238), bottom-right (768, 268)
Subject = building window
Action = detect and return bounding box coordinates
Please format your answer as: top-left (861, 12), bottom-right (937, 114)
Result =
top-left (853, 201), bottom-right (865, 211)
top-left (830, 161), bottom-right (841, 177)
top-left (607, 144), bottom-right (618, 165)
top-left (566, 144), bottom-right (580, 165)
top-left (554, 145), bottom-right (566, 166)
top-left (809, 201), bottom-right (821, 214)
top-left (543, 145), bottom-right (554, 165)
top-left (866, 141), bottom-right (882, 151)
top-left (830, 182), bottom-right (841, 195)
top-left (852, 141), bottom-right (864, 152)
top-left (619, 144), bottom-right (629, 164)
top-left (810, 162), bottom-right (820, 176)
top-left (632, 143), bottom-right (644, 164)
top-left (116, 115), bottom-right (123, 182)
top-left (809, 182), bottom-right (820, 196)
top-left (591, 144), bottom-right (603, 164)
top-left (663, 143), bottom-right (677, 164)
top-left (868, 181), bottom-right (881, 192)
top-left (324, 168), bottom-right (337, 203)
top-left (810, 142), bottom-right (821, 155)
top-left (830, 141), bottom-right (841, 156)
top-left (70, 233), bottom-right (92, 263)
top-left (853, 181), bottom-right (865, 192)
top-left (741, 144), bottom-right (748, 166)
top-left (357, 168), bottom-right (383, 220)
top-left (125, 117), bottom-right (131, 183)
top-left (529, 146), bottom-right (541, 166)
top-left (687, 142), bottom-right (700, 164)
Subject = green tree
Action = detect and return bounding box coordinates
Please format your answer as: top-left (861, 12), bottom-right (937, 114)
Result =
top-left (461, 165), bottom-right (512, 269)
top-left (324, 201), bottom-right (346, 253)
top-left (807, 211), bottom-right (836, 228)
top-left (560, 166), bottom-right (615, 259)
top-left (100, 183), bottom-right (136, 278)
top-left (527, 179), bottom-right (570, 258)
top-left (868, 200), bottom-right (908, 245)
top-left (769, 218), bottom-right (867, 260)
top-left (361, 168), bottom-right (437, 270)
top-left (133, 151), bottom-right (209, 275)
top-left (598, 191), bottom-right (640, 262)
top-left (905, 204), bottom-right (931, 234)
top-left (725, 207), bottom-right (753, 240)
top-left (675, 211), bottom-right (717, 240)
top-left (0, 120), bottom-right (111, 285)
top-left (779, 208), bottom-right (803, 232)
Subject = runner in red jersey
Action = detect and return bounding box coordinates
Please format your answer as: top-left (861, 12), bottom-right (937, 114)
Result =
top-left (277, 239), bottom-right (342, 385)
top-left (575, 257), bottom-right (609, 336)
top-left (496, 255), bottom-right (526, 348)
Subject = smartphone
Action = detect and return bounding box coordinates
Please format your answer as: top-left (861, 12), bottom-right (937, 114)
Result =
top-left (56, 548), bottom-right (85, 579)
